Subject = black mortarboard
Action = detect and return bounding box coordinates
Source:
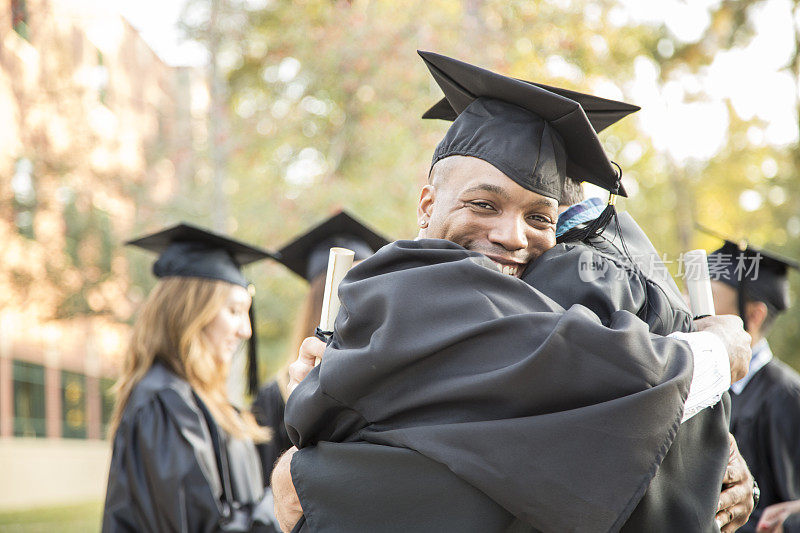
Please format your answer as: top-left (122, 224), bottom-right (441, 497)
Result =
top-left (708, 240), bottom-right (798, 312)
top-left (274, 211), bottom-right (389, 282)
top-left (127, 223), bottom-right (272, 287)
top-left (128, 222), bottom-right (272, 395)
top-left (701, 226), bottom-right (799, 321)
top-left (419, 50), bottom-right (640, 200)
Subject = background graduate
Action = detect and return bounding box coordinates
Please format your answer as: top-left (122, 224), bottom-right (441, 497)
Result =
top-left (102, 223), bottom-right (279, 533)
top-left (705, 233), bottom-right (800, 533)
top-left (250, 211), bottom-right (387, 485)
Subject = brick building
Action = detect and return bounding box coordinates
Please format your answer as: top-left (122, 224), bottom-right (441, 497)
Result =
top-left (0, 0), bottom-right (207, 508)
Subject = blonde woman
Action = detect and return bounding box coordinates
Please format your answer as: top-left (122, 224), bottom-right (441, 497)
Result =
top-left (251, 211), bottom-right (388, 483)
top-left (102, 224), bottom-right (279, 533)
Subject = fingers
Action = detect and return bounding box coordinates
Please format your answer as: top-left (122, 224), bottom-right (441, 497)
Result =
top-left (722, 454), bottom-right (748, 485)
top-left (718, 478), bottom-right (753, 511)
top-left (757, 503), bottom-right (793, 532)
top-left (299, 336), bottom-right (326, 365)
top-left (758, 515), bottom-right (780, 532)
top-left (717, 473), bottom-right (755, 532)
top-left (287, 337), bottom-right (326, 395)
top-left (694, 314), bottom-right (743, 332)
top-left (694, 315), bottom-right (752, 382)
top-left (718, 501), bottom-right (755, 532)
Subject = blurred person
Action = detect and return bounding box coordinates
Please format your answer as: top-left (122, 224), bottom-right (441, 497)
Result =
top-left (271, 52), bottom-right (753, 532)
top-left (102, 223), bottom-right (280, 533)
top-left (250, 211), bottom-right (388, 484)
top-left (706, 236), bottom-right (800, 533)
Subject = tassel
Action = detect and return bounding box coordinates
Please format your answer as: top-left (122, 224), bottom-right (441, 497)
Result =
top-left (247, 300), bottom-right (259, 397)
top-left (557, 202), bottom-right (617, 244)
top-left (558, 162), bottom-right (624, 244)
top-left (738, 277), bottom-right (748, 332)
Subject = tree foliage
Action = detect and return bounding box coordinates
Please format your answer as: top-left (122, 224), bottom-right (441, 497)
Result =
top-left (181, 0), bottom-right (800, 375)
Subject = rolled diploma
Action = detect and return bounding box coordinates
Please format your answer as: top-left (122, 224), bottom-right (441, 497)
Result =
top-left (317, 247), bottom-right (355, 363)
top-left (684, 249), bottom-right (716, 317)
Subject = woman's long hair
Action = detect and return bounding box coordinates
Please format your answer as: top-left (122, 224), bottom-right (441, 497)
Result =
top-left (108, 277), bottom-right (269, 442)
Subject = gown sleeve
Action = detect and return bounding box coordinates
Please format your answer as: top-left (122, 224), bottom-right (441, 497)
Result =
top-left (102, 388), bottom-right (279, 533)
top-left (252, 381), bottom-right (293, 484)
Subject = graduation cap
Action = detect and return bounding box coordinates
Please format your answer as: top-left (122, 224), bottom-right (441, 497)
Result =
top-left (128, 222), bottom-right (272, 395)
top-left (419, 50), bottom-right (640, 200)
top-left (274, 211), bottom-right (390, 282)
top-left (700, 225), bottom-right (799, 328)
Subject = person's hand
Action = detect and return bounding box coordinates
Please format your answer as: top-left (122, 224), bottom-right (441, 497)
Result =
top-left (757, 500), bottom-right (800, 532)
top-left (271, 447), bottom-right (303, 532)
top-left (287, 337), bottom-right (326, 396)
top-left (716, 433), bottom-right (755, 532)
top-left (694, 315), bottom-right (752, 382)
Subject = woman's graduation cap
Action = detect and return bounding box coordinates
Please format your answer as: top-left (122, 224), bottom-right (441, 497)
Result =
top-left (699, 224), bottom-right (799, 329)
top-left (273, 211), bottom-right (389, 282)
top-left (418, 50), bottom-right (640, 201)
top-left (127, 222), bottom-right (272, 395)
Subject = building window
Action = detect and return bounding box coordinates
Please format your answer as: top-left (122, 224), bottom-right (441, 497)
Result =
top-left (11, 0), bottom-right (28, 40)
top-left (11, 158), bottom-right (36, 238)
top-left (61, 371), bottom-right (87, 439)
top-left (13, 361), bottom-right (46, 438)
top-left (100, 378), bottom-right (116, 437)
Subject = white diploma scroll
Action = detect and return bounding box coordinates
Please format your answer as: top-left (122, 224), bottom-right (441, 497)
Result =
top-left (319, 247), bottom-right (355, 334)
top-left (684, 249), bottom-right (716, 317)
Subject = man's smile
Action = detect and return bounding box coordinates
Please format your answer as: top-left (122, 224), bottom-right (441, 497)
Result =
top-left (483, 254), bottom-right (526, 277)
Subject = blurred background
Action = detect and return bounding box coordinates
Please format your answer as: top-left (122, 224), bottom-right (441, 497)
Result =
top-left (1, 0), bottom-right (799, 529)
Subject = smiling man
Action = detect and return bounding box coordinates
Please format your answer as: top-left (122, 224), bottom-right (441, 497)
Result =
top-left (416, 154), bottom-right (557, 277)
top-left (270, 52), bottom-right (752, 533)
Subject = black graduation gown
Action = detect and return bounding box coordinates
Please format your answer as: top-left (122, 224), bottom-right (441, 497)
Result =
top-left (290, 442), bottom-right (534, 533)
top-left (731, 358), bottom-right (800, 533)
top-left (285, 239), bottom-right (695, 532)
top-left (102, 362), bottom-right (279, 533)
top-left (524, 211), bottom-right (731, 532)
top-left (251, 380), bottom-right (292, 485)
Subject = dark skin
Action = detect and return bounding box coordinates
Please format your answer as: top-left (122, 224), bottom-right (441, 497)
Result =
top-left (417, 155), bottom-right (558, 277)
top-left (717, 433), bottom-right (756, 531)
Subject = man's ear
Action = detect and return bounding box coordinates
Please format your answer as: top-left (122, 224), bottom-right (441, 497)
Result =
top-left (417, 184), bottom-right (436, 222)
top-left (745, 300), bottom-right (769, 335)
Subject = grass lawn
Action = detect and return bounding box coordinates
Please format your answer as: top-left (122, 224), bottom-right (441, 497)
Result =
top-left (0, 501), bottom-right (102, 533)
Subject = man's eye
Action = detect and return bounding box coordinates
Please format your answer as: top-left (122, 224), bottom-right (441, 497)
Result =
top-left (528, 214), bottom-right (553, 224)
top-left (470, 201), bottom-right (494, 210)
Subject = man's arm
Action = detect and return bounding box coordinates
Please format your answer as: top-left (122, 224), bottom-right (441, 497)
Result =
top-left (667, 315), bottom-right (750, 423)
top-left (668, 329), bottom-right (731, 423)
